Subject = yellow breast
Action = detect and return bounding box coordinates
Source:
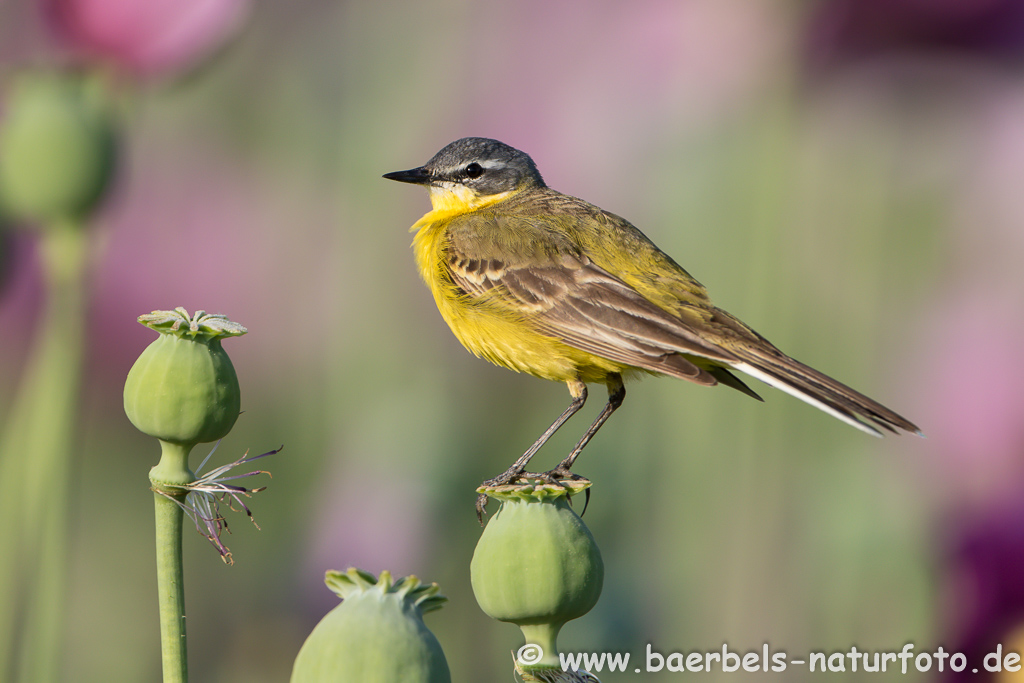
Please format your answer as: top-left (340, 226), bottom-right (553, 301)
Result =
top-left (409, 195), bottom-right (632, 384)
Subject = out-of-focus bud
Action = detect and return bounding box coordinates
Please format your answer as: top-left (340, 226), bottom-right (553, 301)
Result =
top-left (45, 0), bottom-right (249, 77)
top-left (0, 70), bottom-right (117, 225)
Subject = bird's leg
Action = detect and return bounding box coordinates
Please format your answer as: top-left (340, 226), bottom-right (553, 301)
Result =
top-left (477, 380), bottom-right (587, 519)
top-left (544, 374), bottom-right (625, 480)
top-left (484, 379), bottom-right (587, 486)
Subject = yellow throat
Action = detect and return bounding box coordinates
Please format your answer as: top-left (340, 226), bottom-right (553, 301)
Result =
top-left (424, 183), bottom-right (513, 217)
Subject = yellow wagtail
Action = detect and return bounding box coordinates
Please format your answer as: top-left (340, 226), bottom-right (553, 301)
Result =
top-left (384, 138), bottom-right (920, 503)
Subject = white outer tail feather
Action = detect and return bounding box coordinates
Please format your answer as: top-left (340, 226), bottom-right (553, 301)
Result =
top-left (731, 362), bottom-right (884, 438)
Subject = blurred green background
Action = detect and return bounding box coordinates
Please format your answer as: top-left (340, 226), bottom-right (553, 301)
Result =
top-left (3, 0), bottom-right (1024, 681)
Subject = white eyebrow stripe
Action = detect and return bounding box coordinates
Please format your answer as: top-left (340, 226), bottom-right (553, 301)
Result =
top-left (478, 160), bottom-right (506, 169)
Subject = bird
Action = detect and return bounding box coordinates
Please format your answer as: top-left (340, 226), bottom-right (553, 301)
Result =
top-left (383, 137), bottom-right (921, 510)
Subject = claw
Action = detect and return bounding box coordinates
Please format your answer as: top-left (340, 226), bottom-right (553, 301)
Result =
top-left (475, 493), bottom-right (490, 525)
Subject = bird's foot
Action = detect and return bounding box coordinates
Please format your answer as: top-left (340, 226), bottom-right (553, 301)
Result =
top-left (534, 466), bottom-right (591, 516)
top-left (475, 466), bottom-right (590, 523)
top-left (536, 464), bottom-right (581, 484)
top-left (475, 465), bottom-right (527, 523)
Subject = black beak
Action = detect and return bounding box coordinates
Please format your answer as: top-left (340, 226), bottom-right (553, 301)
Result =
top-left (382, 166), bottom-right (431, 185)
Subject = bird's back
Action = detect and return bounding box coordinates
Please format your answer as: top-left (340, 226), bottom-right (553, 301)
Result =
top-left (459, 189), bottom-right (714, 307)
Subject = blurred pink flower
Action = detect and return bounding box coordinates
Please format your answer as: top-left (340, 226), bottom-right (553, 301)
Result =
top-left (806, 0), bottom-right (1024, 71)
top-left (301, 457), bottom-right (430, 612)
top-left (940, 498), bottom-right (1024, 682)
top-left (912, 292), bottom-right (1024, 474)
top-left (45, 0), bottom-right (248, 76)
top-left (906, 89), bottom-right (1024, 491)
top-left (452, 0), bottom-right (786, 188)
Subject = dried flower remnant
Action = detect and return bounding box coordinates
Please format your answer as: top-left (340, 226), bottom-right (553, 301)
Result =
top-left (156, 443), bottom-right (279, 564)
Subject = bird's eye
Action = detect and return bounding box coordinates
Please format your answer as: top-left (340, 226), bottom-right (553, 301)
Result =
top-left (464, 162), bottom-right (484, 179)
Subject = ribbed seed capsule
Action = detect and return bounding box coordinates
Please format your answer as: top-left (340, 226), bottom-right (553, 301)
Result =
top-left (471, 480), bottom-right (603, 672)
top-left (291, 568), bottom-right (451, 683)
top-left (124, 308), bottom-right (246, 448)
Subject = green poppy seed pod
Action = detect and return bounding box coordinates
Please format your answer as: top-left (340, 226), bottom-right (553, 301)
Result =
top-left (291, 568), bottom-right (451, 683)
top-left (124, 308), bottom-right (246, 448)
top-left (471, 480), bottom-right (603, 670)
top-left (0, 70), bottom-right (117, 224)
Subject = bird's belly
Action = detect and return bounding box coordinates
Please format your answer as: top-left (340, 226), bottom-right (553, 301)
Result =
top-left (438, 298), bottom-right (627, 384)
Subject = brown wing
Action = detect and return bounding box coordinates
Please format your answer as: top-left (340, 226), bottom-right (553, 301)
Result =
top-left (445, 242), bottom-right (756, 389)
top-left (443, 198), bottom-right (919, 436)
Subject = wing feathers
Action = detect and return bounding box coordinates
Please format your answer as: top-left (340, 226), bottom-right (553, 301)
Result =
top-left (443, 228), bottom-right (919, 436)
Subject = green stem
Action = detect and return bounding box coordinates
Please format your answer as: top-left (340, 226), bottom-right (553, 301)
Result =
top-left (153, 492), bottom-right (188, 683)
top-left (151, 440), bottom-right (195, 683)
top-left (0, 219), bottom-right (89, 683)
top-left (151, 440), bottom-right (196, 488)
top-left (518, 622), bottom-right (564, 669)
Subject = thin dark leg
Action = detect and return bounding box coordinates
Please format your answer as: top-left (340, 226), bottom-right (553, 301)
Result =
top-left (477, 380), bottom-right (587, 520)
top-left (483, 380), bottom-right (587, 487)
top-left (547, 374), bottom-right (625, 477)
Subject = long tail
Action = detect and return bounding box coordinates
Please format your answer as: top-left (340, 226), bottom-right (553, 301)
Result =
top-left (725, 346), bottom-right (921, 437)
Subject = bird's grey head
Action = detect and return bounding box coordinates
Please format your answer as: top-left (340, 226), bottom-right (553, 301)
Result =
top-left (383, 138), bottom-right (545, 197)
